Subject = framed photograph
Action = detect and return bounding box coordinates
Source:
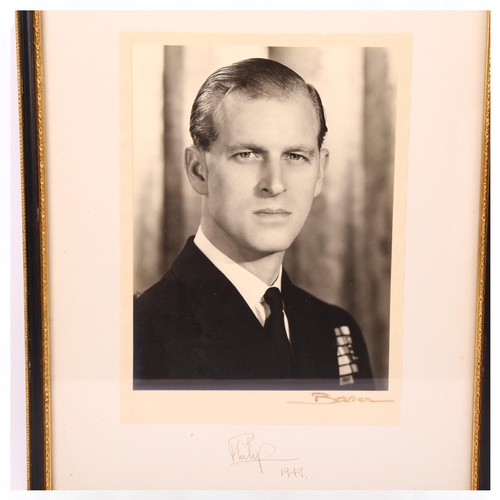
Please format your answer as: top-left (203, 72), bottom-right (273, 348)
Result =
top-left (16, 9), bottom-right (489, 491)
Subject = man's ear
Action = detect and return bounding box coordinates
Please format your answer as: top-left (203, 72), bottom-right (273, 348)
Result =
top-left (184, 145), bottom-right (209, 195)
top-left (314, 148), bottom-right (329, 198)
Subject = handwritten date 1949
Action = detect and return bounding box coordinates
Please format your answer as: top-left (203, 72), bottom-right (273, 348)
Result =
top-left (281, 467), bottom-right (305, 478)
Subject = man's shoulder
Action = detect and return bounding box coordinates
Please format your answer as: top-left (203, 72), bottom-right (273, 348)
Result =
top-left (135, 269), bottom-right (181, 311)
top-left (133, 267), bottom-right (199, 342)
top-left (134, 237), bottom-right (205, 316)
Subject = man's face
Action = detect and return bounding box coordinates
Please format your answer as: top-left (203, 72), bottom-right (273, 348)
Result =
top-left (196, 91), bottom-right (328, 262)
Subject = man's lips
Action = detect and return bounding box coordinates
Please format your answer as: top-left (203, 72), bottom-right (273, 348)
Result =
top-left (253, 208), bottom-right (291, 215)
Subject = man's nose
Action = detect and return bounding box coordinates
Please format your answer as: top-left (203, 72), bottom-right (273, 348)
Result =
top-left (258, 158), bottom-right (286, 196)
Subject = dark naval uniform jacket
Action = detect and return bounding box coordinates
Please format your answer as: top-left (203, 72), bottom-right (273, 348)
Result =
top-left (134, 237), bottom-right (373, 390)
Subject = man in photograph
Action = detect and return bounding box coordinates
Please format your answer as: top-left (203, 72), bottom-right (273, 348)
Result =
top-left (134, 58), bottom-right (372, 387)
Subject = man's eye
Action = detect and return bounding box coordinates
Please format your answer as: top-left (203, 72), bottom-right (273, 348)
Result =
top-left (288, 153), bottom-right (306, 161)
top-left (234, 151), bottom-right (257, 159)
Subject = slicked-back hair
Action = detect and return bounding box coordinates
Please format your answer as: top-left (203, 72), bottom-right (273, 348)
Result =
top-left (189, 58), bottom-right (328, 151)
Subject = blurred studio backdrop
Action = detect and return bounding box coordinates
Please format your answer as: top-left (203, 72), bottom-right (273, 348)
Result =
top-left (132, 45), bottom-right (397, 386)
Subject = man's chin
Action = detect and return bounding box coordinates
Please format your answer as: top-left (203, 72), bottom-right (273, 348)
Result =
top-left (247, 237), bottom-right (295, 258)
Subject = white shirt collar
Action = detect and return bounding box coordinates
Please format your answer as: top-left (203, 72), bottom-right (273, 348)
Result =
top-left (194, 227), bottom-right (282, 326)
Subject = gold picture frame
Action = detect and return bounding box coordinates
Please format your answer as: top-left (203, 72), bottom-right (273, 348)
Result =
top-left (16, 9), bottom-right (490, 491)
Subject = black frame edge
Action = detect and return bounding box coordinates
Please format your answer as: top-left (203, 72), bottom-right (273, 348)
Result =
top-left (17, 9), bottom-right (46, 491)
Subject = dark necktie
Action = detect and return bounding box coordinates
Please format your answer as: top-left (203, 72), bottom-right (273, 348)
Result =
top-left (264, 287), bottom-right (294, 376)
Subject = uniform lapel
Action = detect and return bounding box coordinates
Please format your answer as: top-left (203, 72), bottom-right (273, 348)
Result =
top-left (281, 270), bottom-right (340, 380)
top-left (170, 238), bottom-right (289, 379)
top-left (171, 238), bottom-right (263, 337)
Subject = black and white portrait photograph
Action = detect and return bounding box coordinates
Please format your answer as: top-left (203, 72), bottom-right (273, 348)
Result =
top-left (130, 43), bottom-right (399, 392)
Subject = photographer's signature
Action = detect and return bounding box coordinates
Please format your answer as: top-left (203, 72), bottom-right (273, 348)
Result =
top-left (287, 392), bottom-right (395, 404)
